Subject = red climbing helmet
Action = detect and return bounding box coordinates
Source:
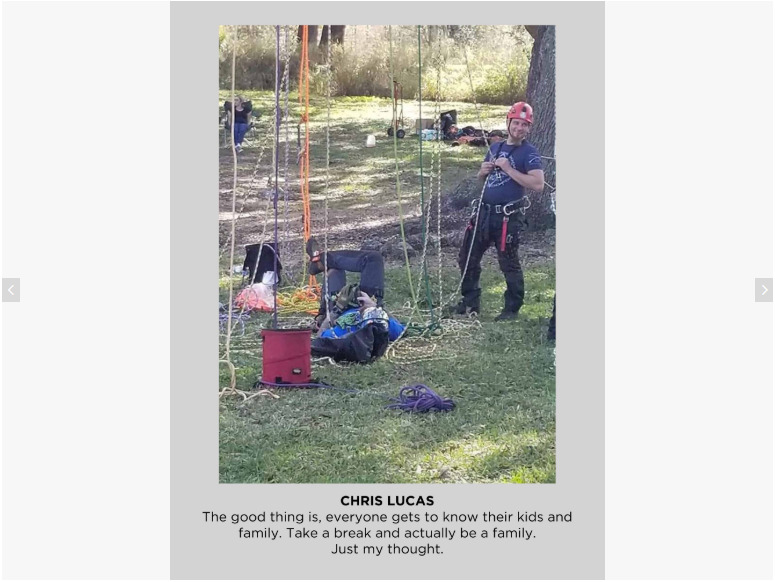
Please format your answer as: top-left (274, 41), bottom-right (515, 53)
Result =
top-left (507, 102), bottom-right (533, 124)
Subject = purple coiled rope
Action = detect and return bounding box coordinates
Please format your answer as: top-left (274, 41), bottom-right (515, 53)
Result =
top-left (386, 384), bottom-right (455, 413)
top-left (219, 303), bottom-right (251, 336)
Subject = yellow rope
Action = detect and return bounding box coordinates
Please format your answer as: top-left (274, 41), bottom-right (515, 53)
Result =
top-left (276, 286), bottom-right (320, 315)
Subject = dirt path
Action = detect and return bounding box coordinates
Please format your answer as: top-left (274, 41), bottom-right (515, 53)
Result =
top-left (218, 133), bottom-right (555, 281)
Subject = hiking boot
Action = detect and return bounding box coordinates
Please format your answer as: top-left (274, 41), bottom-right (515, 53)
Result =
top-left (305, 237), bottom-right (321, 259)
top-left (494, 310), bottom-right (519, 322)
top-left (445, 300), bottom-right (479, 318)
top-left (306, 237), bottom-right (325, 275)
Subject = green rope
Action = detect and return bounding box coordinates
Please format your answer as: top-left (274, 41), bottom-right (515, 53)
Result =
top-left (417, 25), bottom-right (435, 320)
top-left (402, 319), bottom-right (443, 337)
top-left (389, 26), bottom-right (419, 314)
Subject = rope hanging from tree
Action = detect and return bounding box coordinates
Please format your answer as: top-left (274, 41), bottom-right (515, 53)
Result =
top-left (433, 29), bottom-right (444, 308)
top-left (271, 25), bottom-right (281, 328)
top-left (225, 26), bottom-right (239, 361)
top-left (281, 25), bottom-right (292, 271)
top-left (322, 24), bottom-right (333, 325)
top-left (297, 25), bottom-right (317, 293)
top-left (439, 39), bottom-right (491, 310)
top-left (416, 25), bottom-right (435, 318)
top-left (388, 25), bottom-right (419, 315)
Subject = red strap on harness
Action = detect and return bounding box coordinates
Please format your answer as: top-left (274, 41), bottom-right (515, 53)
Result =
top-left (500, 217), bottom-right (508, 251)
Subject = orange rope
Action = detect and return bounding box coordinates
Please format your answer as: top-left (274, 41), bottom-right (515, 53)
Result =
top-left (298, 26), bottom-right (319, 292)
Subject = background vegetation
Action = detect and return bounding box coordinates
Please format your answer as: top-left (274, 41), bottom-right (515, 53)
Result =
top-left (219, 25), bottom-right (533, 105)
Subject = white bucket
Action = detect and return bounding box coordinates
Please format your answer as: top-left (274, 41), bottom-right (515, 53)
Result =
top-left (365, 134), bottom-right (376, 148)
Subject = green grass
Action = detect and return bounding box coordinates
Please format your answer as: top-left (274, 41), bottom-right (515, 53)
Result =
top-left (219, 94), bottom-right (555, 484)
top-left (219, 261), bottom-right (555, 484)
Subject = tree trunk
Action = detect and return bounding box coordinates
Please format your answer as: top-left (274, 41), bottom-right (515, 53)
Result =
top-left (331, 25), bottom-right (346, 45)
top-left (319, 25), bottom-right (346, 49)
top-left (297, 25), bottom-right (318, 45)
top-left (319, 25), bottom-right (330, 47)
top-left (524, 25), bottom-right (556, 230)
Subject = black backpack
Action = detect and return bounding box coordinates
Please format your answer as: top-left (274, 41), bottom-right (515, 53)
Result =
top-left (242, 243), bottom-right (282, 285)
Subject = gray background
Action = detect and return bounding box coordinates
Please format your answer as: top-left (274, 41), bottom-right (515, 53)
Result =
top-left (171, 2), bottom-right (604, 578)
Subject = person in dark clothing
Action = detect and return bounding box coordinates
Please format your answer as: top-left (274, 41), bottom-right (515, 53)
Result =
top-left (440, 112), bottom-right (457, 140)
top-left (306, 237), bottom-right (384, 306)
top-left (223, 96), bottom-right (252, 153)
top-left (305, 237), bottom-right (386, 329)
top-left (547, 295), bottom-right (556, 340)
top-left (452, 101), bottom-right (544, 321)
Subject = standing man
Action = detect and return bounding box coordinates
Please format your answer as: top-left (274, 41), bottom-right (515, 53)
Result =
top-left (452, 102), bottom-right (544, 321)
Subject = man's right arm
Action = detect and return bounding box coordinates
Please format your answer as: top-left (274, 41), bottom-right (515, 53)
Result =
top-left (478, 148), bottom-right (495, 178)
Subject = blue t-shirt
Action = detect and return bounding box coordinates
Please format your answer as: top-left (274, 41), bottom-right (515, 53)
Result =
top-left (483, 140), bottom-right (543, 205)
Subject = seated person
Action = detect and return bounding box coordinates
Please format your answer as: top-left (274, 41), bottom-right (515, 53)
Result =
top-left (440, 112), bottom-right (457, 140)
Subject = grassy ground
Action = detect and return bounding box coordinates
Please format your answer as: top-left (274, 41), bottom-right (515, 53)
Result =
top-left (219, 93), bottom-right (555, 484)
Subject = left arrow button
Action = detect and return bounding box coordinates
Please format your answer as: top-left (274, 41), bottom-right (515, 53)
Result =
top-left (3, 278), bottom-right (20, 302)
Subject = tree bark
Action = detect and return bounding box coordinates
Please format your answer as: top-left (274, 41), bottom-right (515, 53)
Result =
top-left (524, 25), bottom-right (556, 230)
top-left (524, 25), bottom-right (542, 41)
top-left (319, 25), bottom-right (346, 48)
top-left (319, 25), bottom-right (329, 47)
top-left (297, 25), bottom-right (318, 45)
top-left (331, 25), bottom-right (346, 45)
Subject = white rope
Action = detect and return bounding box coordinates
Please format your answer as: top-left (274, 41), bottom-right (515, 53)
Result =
top-left (218, 80), bottom-right (285, 261)
top-left (282, 25), bottom-right (292, 275)
top-left (388, 25), bottom-right (419, 314)
top-left (461, 41), bottom-right (492, 151)
top-left (412, 26), bottom-right (433, 306)
top-left (226, 29), bottom-right (295, 339)
top-left (225, 26), bottom-right (238, 361)
top-left (323, 24), bottom-right (332, 325)
top-left (434, 30), bottom-right (444, 307)
top-left (440, 39), bottom-right (490, 309)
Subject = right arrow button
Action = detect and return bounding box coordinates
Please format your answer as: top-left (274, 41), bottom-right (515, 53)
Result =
top-left (755, 278), bottom-right (773, 302)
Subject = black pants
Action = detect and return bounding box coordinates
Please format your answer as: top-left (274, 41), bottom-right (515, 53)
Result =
top-left (317, 250), bottom-right (385, 314)
top-left (548, 295), bottom-right (556, 340)
top-left (458, 213), bottom-right (525, 313)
